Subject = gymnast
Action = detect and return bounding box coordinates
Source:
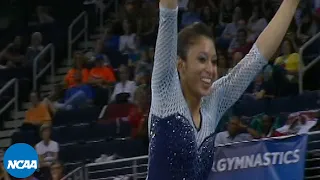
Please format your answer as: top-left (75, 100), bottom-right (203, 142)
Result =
top-left (147, 0), bottom-right (301, 179)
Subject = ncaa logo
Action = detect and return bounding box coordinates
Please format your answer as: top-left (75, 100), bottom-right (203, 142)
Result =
top-left (3, 143), bottom-right (39, 178)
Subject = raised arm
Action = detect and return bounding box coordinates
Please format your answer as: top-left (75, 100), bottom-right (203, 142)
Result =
top-left (203, 0), bottom-right (301, 127)
top-left (150, 0), bottom-right (178, 115)
top-left (256, 0), bottom-right (300, 60)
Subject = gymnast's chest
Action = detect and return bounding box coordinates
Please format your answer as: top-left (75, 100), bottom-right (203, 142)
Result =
top-left (150, 113), bottom-right (214, 155)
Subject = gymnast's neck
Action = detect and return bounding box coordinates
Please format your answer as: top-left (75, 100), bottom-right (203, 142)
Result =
top-left (181, 80), bottom-right (201, 119)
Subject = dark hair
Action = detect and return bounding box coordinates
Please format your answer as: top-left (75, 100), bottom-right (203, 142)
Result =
top-left (252, 5), bottom-right (264, 19)
top-left (282, 37), bottom-right (296, 54)
top-left (300, 11), bottom-right (313, 33)
top-left (237, 28), bottom-right (247, 37)
top-left (72, 51), bottom-right (85, 69)
top-left (177, 22), bottom-right (214, 61)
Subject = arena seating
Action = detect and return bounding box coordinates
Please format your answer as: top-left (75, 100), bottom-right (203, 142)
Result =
top-left (1, 0), bottom-right (320, 179)
top-left (233, 91), bottom-right (320, 117)
top-left (11, 105), bottom-right (147, 172)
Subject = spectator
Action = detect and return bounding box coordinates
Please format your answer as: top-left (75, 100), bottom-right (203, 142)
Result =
top-left (117, 0), bottom-right (139, 23)
top-left (244, 73), bottom-right (275, 100)
top-left (199, 6), bottom-right (216, 34)
top-left (217, 50), bottom-right (229, 77)
top-left (214, 116), bottom-right (260, 147)
top-left (311, 0), bottom-right (320, 20)
top-left (24, 91), bottom-right (51, 125)
top-left (63, 71), bottom-right (94, 109)
top-left (50, 161), bottom-right (64, 180)
top-left (135, 49), bottom-right (153, 78)
top-left (45, 84), bottom-right (68, 113)
top-left (218, 8), bottom-right (245, 49)
top-left (178, 0), bottom-right (189, 11)
top-left (180, 1), bottom-right (201, 28)
top-left (228, 28), bottom-right (253, 55)
top-left (86, 39), bottom-right (110, 66)
top-left (218, 0), bottom-right (234, 27)
top-left (295, 1), bottom-right (310, 26)
top-left (222, 7), bottom-right (244, 39)
top-left (137, 2), bottom-right (158, 46)
top-left (103, 27), bottom-right (119, 51)
top-left (110, 65), bottom-right (136, 103)
top-left (128, 84), bottom-right (150, 138)
top-left (0, 157), bottom-right (10, 180)
top-left (89, 57), bottom-right (116, 87)
top-left (247, 5), bottom-right (268, 42)
top-left (64, 52), bottom-right (89, 89)
top-left (0, 36), bottom-right (25, 68)
top-left (89, 57), bottom-right (116, 105)
top-left (36, 6), bottom-right (55, 24)
top-left (274, 38), bottom-right (299, 82)
top-left (297, 11), bottom-right (319, 44)
top-left (25, 32), bottom-right (44, 68)
top-left (272, 38), bottom-right (299, 96)
top-left (119, 20), bottom-right (138, 55)
top-left (35, 124), bottom-right (59, 168)
top-left (250, 114), bottom-right (281, 137)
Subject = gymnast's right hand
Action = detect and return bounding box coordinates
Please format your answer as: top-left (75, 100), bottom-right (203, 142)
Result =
top-left (160, 0), bottom-right (177, 9)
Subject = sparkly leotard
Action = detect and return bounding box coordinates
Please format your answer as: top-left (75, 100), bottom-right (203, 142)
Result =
top-left (147, 6), bottom-right (267, 180)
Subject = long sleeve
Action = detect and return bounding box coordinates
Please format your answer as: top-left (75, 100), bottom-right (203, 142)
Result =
top-left (202, 44), bottom-right (267, 128)
top-left (150, 6), bottom-right (185, 118)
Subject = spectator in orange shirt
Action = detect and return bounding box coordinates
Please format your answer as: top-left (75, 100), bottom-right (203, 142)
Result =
top-left (24, 91), bottom-right (51, 125)
top-left (89, 56), bottom-right (116, 87)
top-left (64, 52), bottom-right (89, 88)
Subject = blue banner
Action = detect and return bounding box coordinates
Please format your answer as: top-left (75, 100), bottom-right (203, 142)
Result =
top-left (208, 135), bottom-right (308, 180)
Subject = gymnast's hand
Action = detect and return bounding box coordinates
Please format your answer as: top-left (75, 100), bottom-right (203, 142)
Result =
top-left (160, 0), bottom-right (177, 9)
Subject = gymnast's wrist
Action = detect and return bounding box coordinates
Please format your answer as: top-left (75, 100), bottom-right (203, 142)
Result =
top-left (159, 1), bottom-right (178, 10)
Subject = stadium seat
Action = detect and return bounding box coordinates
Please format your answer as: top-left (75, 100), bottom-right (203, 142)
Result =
top-left (296, 91), bottom-right (320, 110)
top-left (52, 124), bottom-right (90, 144)
top-left (307, 141), bottom-right (320, 151)
top-left (268, 96), bottom-right (298, 114)
top-left (53, 107), bottom-right (100, 126)
top-left (100, 104), bottom-right (134, 123)
top-left (118, 121), bottom-right (132, 138)
top-left (233, 99), bottom-right (267, 116)
top-left (59, 143), bottom-right (82, 162)
top-left (11, 130), bottom-right (40, 146)
top-left (89, 123), bottom-right (118, 141)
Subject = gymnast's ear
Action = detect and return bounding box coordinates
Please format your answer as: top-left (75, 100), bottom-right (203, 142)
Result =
top-left (177, 57), bottom-right (185, 74)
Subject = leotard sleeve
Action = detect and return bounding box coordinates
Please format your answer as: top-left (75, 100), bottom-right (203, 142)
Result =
top-left (202, 44), bottom-right (268, 128)
top-left (150, 6), bottom-right (191, 119)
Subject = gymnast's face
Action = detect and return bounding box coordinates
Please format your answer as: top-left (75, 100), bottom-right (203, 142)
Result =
top-left (178, 36), bottom-right (217, 97)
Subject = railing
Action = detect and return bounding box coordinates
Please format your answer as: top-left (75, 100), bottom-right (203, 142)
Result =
top-left (305, 131), bottom-right (320, 179)
top-left (0, 78), bottom-right (18, 120)
top-left (61, 166), bottom-right (85, 180)
top-left (85, 155), bottom-right (148, 180)
top-left (97, 0), bottom-right (116, 31)
top-left (33, 43), bottom-right (55, 91)
top-left (68, 11), bottom-right (88, 64)
top-left (298, 31), bottom-right (320, 94)
top-left (61, 131), bottom-right (320, 180)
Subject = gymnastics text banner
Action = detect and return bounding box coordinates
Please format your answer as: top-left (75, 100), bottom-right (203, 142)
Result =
top-left (208, 135), bottom-right (308, 180)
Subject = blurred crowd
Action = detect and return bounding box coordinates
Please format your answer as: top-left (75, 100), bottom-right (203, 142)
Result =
top-left (0, 0), bottom-right (320, 179)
